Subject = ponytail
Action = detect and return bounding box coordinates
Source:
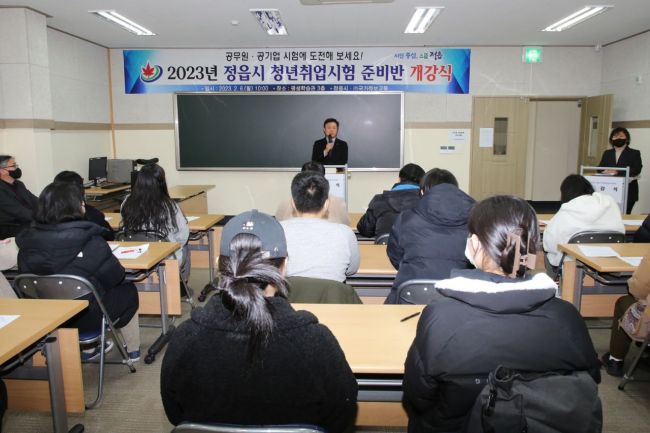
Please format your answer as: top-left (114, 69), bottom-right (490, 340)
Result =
top-left (216, 233), bottom-right (287, 360)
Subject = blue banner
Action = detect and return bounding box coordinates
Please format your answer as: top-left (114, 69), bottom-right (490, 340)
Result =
top-left (123, 47), bottom-right (470, 94)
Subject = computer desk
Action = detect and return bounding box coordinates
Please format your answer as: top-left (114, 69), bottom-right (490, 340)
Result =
top-left (295, 303), bottom-right (423, 427)
top-left (1, 299), bottom-right (88, 432)
top-left (111, 241), bottom-right (180, 364)
top-left (558, 242), bottom-right (650, 316)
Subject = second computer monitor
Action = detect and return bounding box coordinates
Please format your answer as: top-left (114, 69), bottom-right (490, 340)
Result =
top-left (107, 159), bottom-right (134, 184)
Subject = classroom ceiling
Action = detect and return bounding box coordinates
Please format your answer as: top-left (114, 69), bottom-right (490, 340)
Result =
top-left (1, 0), bottom-right (649, 49)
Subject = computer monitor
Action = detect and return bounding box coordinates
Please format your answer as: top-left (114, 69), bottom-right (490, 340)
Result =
top-left (88, 157), bottom-right (107, 185)
top-left (107, 159), bottom-right (134, 184)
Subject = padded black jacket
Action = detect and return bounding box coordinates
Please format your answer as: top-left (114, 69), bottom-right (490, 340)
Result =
top-left (386, 183), bottom-right (475, 303)
top-left (357, 184), bottom-right (420, 238)
top-left (403, 270), bottom-right (601, 433)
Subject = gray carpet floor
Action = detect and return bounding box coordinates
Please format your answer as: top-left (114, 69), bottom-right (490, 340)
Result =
top-left (4, 269), bottom-right (650, 433)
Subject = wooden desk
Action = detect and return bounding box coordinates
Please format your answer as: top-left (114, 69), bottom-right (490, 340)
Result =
top-left (105, 213), bottom-right (224, 283)
top-left (558, 243), bottom-right (650, 316)
top-left (84, 184), bottom-right (130, 196)
top-left (349, 245), bottom-right (396, 303)
top-left (111, 241), bottom-right (180, 364)
top-left (1, 299), bottom-right (87, 432)
top-left (84, 185), bottom-right (130, 213)
top-left (169, 185), bottom-right (215, 214)
top-left (296, 303), bottom-right (423, 426)
top-left (538, 213), bottom-right (646, 234)
top-left (349, 212), bottom-right (362, 230)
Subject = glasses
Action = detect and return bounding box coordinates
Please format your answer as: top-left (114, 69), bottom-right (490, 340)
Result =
top-left (3, 164), bottom-right (18, 169)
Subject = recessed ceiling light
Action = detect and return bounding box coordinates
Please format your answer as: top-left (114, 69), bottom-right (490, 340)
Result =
top-left (250, 9), bottom-right (288, 36)
top-left (543, 5), bottom-right (612, 32)
top-left (404, 7), bottom-right (444, 34)
top-left (89, 10), bottom-right (155, 36)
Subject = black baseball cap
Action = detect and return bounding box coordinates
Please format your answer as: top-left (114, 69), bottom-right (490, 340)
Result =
top-left (219, 210), bottom-right (287, 259)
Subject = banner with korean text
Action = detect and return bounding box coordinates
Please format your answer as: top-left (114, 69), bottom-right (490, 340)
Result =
top-left (123, 47), bottom-right (470, 94)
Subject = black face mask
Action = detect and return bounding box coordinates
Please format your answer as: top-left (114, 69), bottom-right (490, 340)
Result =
top-left (8, 168), bottom-right (22, 179)
top-left (612, 138), bottom-right (627, 148)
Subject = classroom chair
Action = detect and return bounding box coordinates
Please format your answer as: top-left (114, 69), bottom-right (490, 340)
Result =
top-left (13, 273), bottom-right (136, 409)
top-left (171, 423), bottom-right (325, 433)
top-left (286, 276), bottom-right (362, 304)
top-left (396, 279), bottom-right (441, 304)
top-left (116, 229), bottom-right (197, 308)
top-left (374, 233), bottom-right (390, 245)
top-left (553, 230), bottom-right (626, 281)
top-left (618, 308), bottom-right (650, 390)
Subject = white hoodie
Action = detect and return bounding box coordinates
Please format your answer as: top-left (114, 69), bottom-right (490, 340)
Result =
top-left (543, 192), bottom-right (625, 266)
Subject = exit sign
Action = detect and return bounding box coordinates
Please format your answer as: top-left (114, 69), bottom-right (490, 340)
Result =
top-left (523, 46), bottom-right (543, 63)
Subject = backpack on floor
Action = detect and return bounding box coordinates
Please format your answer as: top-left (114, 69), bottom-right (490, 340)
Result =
top-left (462, 366), bottom-right (602, 433)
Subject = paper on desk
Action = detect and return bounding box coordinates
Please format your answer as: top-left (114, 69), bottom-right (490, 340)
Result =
top-left (186, 216), bottom-right (200, 222)
top-left (539, 220), bottom-right (550, 226)
top-left (107, 243), bottom-right (119, 252)
top-left (578, 246), bottom-right (619, 257)
top-left (0, 315), bottom-right (19, 329)
top-left (112, 244), bottom-right (149, 259)
top-left (104, 217), bottom-right (112, 221)
top-left (623, 220), bottom-right (645, 226)
top-left (619, 256), bottom-right (643, 267)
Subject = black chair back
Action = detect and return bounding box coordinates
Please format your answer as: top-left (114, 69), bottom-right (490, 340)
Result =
top-left (374, 233), bottom-right (389, 245)
top-left (172, 423), bottom-right (325, 433)
top-left (396, 279), bottom-right (440, 304)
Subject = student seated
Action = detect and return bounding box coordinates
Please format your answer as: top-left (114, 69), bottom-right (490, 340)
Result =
top-left (121, 163), bottom-right (190, 281)
top-left (16, 182), bottom-right (140, 360)
top-left (403, 195), bottom-right (601, 433)
top-left (275, 161), bottom-right (350, 225)
top-left (356, 163), bottom-right (424, 238)
top-left (0, 155), bottom-right (38, 239)
top-left (386, 168), bottom-right (475, 304)
top-left (601, 250), bottom-right (650, 376)
top-left (543, 174), bottom-right (624, 274)
top-left (160, 210), bottom-right (358, 431)
top-left (280, 171), bottom-right (359, 282)
top-left (53, 170), bottom-right (115, 240)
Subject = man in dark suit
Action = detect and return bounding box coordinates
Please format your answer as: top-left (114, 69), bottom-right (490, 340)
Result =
top-left (311, 118), bottom-right (348, 165)
top-left (598, 127), bottom-right (643, 214)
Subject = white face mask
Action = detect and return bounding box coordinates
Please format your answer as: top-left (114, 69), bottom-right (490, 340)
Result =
top-left (465, 237), bottom-right (477, 267)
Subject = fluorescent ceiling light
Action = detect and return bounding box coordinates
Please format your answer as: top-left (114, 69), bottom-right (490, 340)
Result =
top-left (250, 9), bottom-right (288, 36)
top-left (90, 10), bottom-right (155, 36)
top-left (543, 5), bottom-right (612, 32)
top-left (404, 7), bottom-right (443, 34)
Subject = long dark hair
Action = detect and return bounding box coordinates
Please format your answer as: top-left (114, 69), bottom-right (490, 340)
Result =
top-left (35, 182), bottom-right (85, 224)
top-left (217, 233), bottom-right (287, 360)
top-left (121, 163), bottom-right (178, 236)
top-left (468, 195), bottom-right (538, 278)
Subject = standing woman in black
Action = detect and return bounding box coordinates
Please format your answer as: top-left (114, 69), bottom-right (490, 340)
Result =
top-left (598, 127), bottom-right (642, 214)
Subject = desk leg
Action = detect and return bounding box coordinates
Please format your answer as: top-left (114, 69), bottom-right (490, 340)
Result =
top-left (45, 330), bottom-right (84, 433)
top-left (208, 228), bottom-right (215, 282)
top-left (144, 262), bottom-right (175, 364)
top-left (573, 264), bottom-right (585, 313)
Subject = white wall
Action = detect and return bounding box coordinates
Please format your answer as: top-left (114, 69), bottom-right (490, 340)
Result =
top-left (108, 46), bottom-right (602, 213)
top-left (47, 28), bottom-right (111, 123)
top-left (601, 32), bottom-right (650, 122)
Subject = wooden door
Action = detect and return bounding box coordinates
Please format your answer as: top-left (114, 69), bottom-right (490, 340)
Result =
top-left (578, 95), bottom-right (613, 169)
top-left (470, 97), bottom-right (529, 200)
